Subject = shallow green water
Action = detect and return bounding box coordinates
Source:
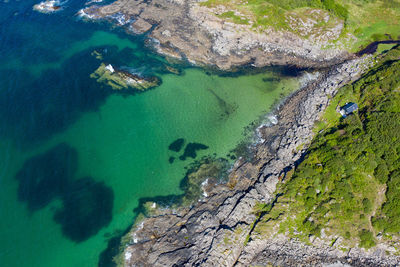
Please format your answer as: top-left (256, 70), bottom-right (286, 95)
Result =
top-left (0, 1), bottom-right (299, 266)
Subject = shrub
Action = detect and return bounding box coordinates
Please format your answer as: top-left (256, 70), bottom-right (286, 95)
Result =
top-left (358, 229), bottom-right (375, 248)
top-left (374, 162), bottom-right (389, 184)
top-left (362, 198), bottom-right (372, 213)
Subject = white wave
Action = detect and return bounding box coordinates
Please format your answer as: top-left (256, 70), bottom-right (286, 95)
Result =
top-left (76, 8), bottom-right (97, 19)
top-left (85, 0), bottom-right (103, 5)
top-left (109, 12), bottom-right (133, 25)
top-left (298, 71), bottom-right (320, 88)
top-left (33, 0), bottom-right (67, 13)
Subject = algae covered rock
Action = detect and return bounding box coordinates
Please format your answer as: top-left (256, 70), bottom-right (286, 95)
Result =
top-left (90, 50), bottom-right (103, 60)
top-left (90, 63), bottom-right (160, 91)
top-left (164, 65), bottom-right (182, 75)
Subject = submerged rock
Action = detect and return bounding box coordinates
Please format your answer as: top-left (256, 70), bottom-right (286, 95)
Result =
top-left (164, 65), bottom-right (182, 75)
top-left (90, 63), bottom-right (160, 91)
top-left (91, 50), bottom-right (103, 60)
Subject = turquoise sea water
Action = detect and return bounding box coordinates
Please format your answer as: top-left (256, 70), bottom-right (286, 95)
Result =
top-left (0, 1), bottom-right (299, 266)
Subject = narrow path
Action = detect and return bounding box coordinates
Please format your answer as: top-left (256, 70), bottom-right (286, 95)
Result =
top-left (368, 185), bottom-right (386, 235)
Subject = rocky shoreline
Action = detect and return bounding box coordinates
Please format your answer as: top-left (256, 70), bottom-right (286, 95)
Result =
top-left (118, 55), bottom-right (400, 267)
top-left (79, 0), bottom-right (353, 71)
top-left (78, 1), bottom-right (400, 265)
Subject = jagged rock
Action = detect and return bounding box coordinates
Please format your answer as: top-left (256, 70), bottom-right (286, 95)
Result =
top-left (130, 18), bottom-right (152, 34)
top-left (90, 63), bottom-right (160, 91)
top-left (33, 0), bottom-right (62, 13)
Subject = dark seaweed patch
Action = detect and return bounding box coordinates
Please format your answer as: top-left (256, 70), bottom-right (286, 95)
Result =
top-left (179, 143), bottom-right (209, 161)
top-left (0, 50), bottom-right (109, 148)
top-left (98, 226), bottom-right (132, 267)
top-left (15, 143), bottom-right (114, 242)
top-left (15, 143), bottom-right (78, 212)
top-left (206, 88), bottom-right (237, 120)
top-left (54, 177), bottom-right (114, 243)
top-left (168, 138), bottom-right (185, 152)
top-left (262, 77), bottom-right (280, 83)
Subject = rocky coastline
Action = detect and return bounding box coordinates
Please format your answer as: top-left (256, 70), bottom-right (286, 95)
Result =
top-left (78, 1), bottom-right (400, 266)
top-left (118, 55), bottom-right (400, 267)
top-left (79, 0), bottom-right (353, 71)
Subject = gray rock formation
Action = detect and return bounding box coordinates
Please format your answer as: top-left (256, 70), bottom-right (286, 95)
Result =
top-left (80, 0), bottom-right (353, 70)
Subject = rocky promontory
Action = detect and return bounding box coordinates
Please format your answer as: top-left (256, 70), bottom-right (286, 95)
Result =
top-left (80, 0), bottom-right (353, 70)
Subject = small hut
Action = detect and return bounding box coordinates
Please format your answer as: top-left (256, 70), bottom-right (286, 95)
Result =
top-left (339, 102), bottom-right (358, 117)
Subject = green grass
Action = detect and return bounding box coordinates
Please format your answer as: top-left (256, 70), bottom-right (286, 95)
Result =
top-left (218, 11), bottom-right (250, 24)
top-left (251, 46), bottom-right (400, 249)
top-left (200, 0), bottom-right (400, 52)
top-left (376, 43), bottom-right (398, 54)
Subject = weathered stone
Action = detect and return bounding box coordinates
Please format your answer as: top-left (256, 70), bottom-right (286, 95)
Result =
top-left (130, 18), bottom-right (152, 34)
top-left (80, 0), bottom-right (353, 70)
top-left (90, 63), bottom-right (160, 91)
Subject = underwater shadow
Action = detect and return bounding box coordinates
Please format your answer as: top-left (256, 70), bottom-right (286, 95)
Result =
top-left (15, 142), bottom-right (78, 212)
top-left (0, 49), bottom-right (110, 149)
top-left (179, 143), bottom-right (209, 161)
top-left (54, 176), bottom-right (114, 243)
top-left (15, 143), bottom-right (115, 243)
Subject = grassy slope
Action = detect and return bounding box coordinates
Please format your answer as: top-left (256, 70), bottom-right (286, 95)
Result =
top-left (200, 0), bottom-right (400, 52)
top-left (251, 45), bottom-right (400, 252)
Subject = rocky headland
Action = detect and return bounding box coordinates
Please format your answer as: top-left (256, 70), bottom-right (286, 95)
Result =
top-left (79, 0), bottom-right (353, 70)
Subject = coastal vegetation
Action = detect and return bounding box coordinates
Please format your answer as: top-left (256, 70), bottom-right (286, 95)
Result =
top-left (201, 0), bottom-right (400, 52)
top-left (253, 46), bottom-right (400, 250)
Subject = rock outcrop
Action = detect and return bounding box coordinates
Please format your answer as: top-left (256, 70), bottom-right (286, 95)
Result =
top-left (80, 0), bottom-right (353, 70)
top-left (119, 55), bottom-right (400, 266)
top-left (33, 0), bottom-right (63, 13)
top-left (90, 63), bottom-right (160, 91)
